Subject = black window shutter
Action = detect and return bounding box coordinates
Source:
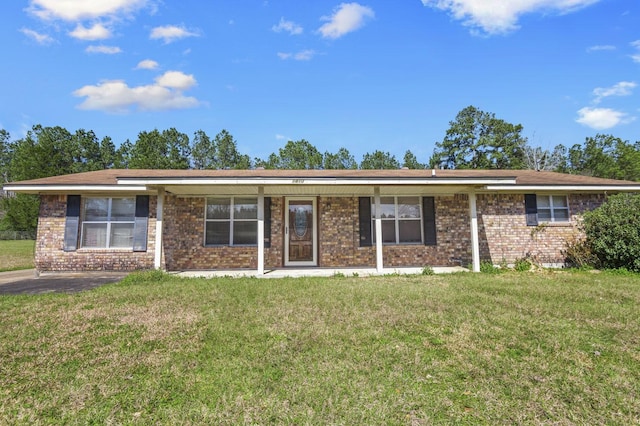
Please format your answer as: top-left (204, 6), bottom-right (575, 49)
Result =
top-left (422, 196), bottom-right (437, 246)
top-left (63, 195), bottom-right (81, 251)
top-left (524, 194), bottom-right (538, 226)
top-left (359, 197), bottom-right (372, 247)
top-left (133, 195), bottom-right (150, 252)
top-left (263, 197), bottom-right (271, 248)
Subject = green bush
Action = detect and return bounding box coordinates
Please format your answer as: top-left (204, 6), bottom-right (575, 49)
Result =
top-left (582, 193), bottom-right (640, 272)
top-left (514, 257), bottom-right (532, 272)
top-left (480, 261), bottom-right (501, 274)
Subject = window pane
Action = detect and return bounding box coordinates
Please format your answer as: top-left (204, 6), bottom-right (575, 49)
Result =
top-left (381, 220), bottom-right (396, 243)
top-left (207, 198), bottom-right (230, 219)
top-left (234, 198), bottom-right (257, 219)
top-left (111, 198), bottom-right (135, 221)
top-left (205, 222), bottom-right (230, 245)
top-left (233, 221), bottom-right (257, 245)
top-left (84, 198), bottom-right (108, 221)
top-left (398, 197), bottom-right (420, 218)
top-left (82, 223), bottom-right (107, 248)
top-left (371, 197), bottom-right (396, 219)
top-left (110, 223), bottom-right (134, 247)
top-left (537, 196), bottom-right (550, 208)
top-left (399, 220), bottom-right (422, 243)
top-left (552, 196), bottom-right (568, 208)
top-left (538, 209), bottom-right (551, 221)
top-left (553, 209), bottom-right (569, 221)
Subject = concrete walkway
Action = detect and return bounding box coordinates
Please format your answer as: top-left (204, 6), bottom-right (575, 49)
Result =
top-left (0, 269), bottom-right (128, 295)
top-left (176, 266), bottom-right (468, 279)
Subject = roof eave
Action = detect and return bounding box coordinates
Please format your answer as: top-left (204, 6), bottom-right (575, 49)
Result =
top-left (2, 185), bottom-right (149, 194)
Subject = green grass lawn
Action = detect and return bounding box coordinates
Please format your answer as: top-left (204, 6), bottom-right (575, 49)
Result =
top-left (0, 270), bottom-right (638, 424)
top-left (0, 240), bottom-right (35, 272)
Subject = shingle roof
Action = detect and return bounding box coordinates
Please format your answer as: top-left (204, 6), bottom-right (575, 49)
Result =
top-left (4, 168), bottom-right (638, 187)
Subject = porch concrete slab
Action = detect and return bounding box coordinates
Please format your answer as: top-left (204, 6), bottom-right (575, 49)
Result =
top-left (0, 270), bottom-right (128, 295)
top-left (175, 266), bottom-right (468, 279)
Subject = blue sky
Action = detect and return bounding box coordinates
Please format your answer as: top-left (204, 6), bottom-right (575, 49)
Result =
top-left (1, 0), bottom-right (639, 164)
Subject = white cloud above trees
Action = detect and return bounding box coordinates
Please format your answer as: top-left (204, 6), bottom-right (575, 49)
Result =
top-left (19, 28), bottom-right (55, 45)
top-left (420, 0), bottom-right (601, 35)
top-left (69, 23), bottom-right (112, 40)
top-left (150, 25), bottom-right (199, 43)
top-left (576, 107), bottom-right (634, 130)
top-left (26, 0), bottom-right (151, 21)
top-left (85, 45), bottom-right (122, 54)
top-left (318, 3), bottom-right (375, 39)
top-left (272, 18), bottom-right (303, 35)
top-left (73, 70), bottom-right (201, 113)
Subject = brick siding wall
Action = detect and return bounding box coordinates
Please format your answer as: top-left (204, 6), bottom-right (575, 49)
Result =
top-left (318, 195), bottom-right (472, 268)
top-left (162, 196), bottom-right (284, 270)
top-left (35, 194), bottom-right (156, 271)
top-left (477, 193), bottom-right (604, 265)
top-left (35, 192), bottom-right (605, 272)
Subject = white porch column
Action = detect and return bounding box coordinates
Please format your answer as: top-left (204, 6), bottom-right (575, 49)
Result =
top-left (154, 188), bottom-right (165, 270)
top-left (468, 191), bottom-right (481, 273)
top-left (374, 186), bottom-right (383, 273)
top-left (257, 186), bottom-right (265, 275)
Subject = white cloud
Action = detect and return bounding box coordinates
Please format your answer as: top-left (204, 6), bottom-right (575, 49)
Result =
top-left (277, 50), bottom-right (317, 61)
top-left (576, 107), bottom-right (634, 130)
top-left (318, 3), bottom-right (375, 39)
top-left (19, 28), bottom-right (55, 45)
top-left (592, 81), bottom-right (636, 104)
top-left (421, 0), bottom-right (601, 35)
top-left (85, 45), bottom-right (122, 54)
top-left (135, 59), bottom-right (159, 70)
top-left (150, 25), bottom-right (199, 43)
top-left (630, 40), bottom-right (640, 63)
top-left (27, 0), bottom-right (150, 21)
top-left (587, 45), bottom-right (616, 52)
top-left (69, 23), bottom-right (112, 40)
top-left (272, 17), bottom-right (303, 35)
top-left (73, 70), bottom-right (201, 113)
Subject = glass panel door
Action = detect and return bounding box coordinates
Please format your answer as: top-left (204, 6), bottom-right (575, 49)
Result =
top-left (285, 198), bottom-right (316, 266)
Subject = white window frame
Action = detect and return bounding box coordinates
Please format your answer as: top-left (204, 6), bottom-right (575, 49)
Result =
top-left (80, 197), bottom-right (135, 249)
top-left (537, 195), bottom-right (570, 223)
top-left (371, 196), bottom-right (424, 245)
top-left (205, 197), bottom-right (258, 246)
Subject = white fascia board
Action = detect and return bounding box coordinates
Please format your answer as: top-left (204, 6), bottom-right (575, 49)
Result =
top-left (485, 185), bottom-right (640, 192)
top-left (3, 185), bottom-right (147, 194)
top-left (117, 177), bottom-right (517, 186)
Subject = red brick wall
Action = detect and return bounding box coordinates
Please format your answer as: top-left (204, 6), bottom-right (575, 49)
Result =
top-left (317, 195), bottom-right (472, 268)
top-left (35, 194), bottom-right (156, 271)
top-left (477, 193), bottom-right (604, 265)
top-left (35, 192), bottom-right (605, 271)
top-left (162, 196), bottom-right (284, 270)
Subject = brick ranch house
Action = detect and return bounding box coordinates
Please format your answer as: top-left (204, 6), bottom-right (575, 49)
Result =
top-left (4, 169), bottom-right (640, 274)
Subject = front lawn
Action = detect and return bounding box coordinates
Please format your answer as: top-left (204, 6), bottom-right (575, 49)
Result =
top-left (0, 271), bottom-right (638, 424)
top-left (0, 239), bottom-right (35, 272)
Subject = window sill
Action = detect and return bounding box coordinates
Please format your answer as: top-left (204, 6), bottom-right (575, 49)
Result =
top-left (77, 248), bottom-right (134, 252)
top-left (537, 221), bottom-right (573, 227)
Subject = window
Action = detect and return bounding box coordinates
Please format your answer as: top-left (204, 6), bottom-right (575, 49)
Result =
top-left (206, 197), bottom-right (258, 245)
top-left (537, 195), bottom-right (570, 222)
top-left (371, 196), bottom-right (423, 244)
top-left (81, 197), bottom-right (135, 248)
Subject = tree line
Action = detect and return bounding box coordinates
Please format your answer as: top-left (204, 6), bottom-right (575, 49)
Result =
top-left (2, 105), bottom-right (640, 232)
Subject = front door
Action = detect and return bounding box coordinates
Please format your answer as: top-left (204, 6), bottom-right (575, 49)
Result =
top-left (285, 198), bottom-right (317, 266)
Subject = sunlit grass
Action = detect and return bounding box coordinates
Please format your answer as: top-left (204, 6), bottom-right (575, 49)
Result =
top-left (0, 240), bottom-right (35, 272)
top-left (0, 270), bottom-right (638, 424)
